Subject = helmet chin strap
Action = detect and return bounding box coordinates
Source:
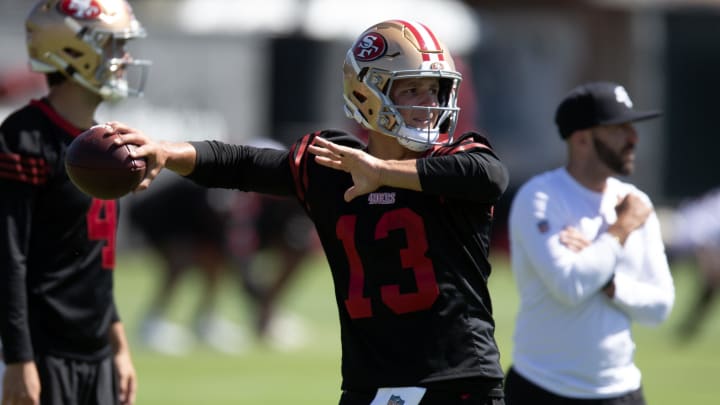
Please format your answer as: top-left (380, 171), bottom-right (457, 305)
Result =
top-left (396, 126), bottom-right (439, 151)
top-left (397, 137), bottom-right (432, 152)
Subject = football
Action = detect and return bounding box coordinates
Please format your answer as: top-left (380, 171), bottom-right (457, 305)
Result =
top-left (65, 125), bottom-right (146, 199)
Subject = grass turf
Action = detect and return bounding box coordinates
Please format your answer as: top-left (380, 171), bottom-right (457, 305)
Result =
top-left (115, 250), bottom-right (720, 404)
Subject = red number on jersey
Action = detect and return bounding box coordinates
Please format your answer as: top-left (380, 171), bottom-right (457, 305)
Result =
top-left (86, 199), bottom-right (117, 270)
top-left (338, 208), bottom-right (439, 319)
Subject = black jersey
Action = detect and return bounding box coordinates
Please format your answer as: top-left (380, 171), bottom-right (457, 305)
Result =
top-left (0, 99), bottom-right (118, 363)
top-left (187, 129), bottom-right (508, 391)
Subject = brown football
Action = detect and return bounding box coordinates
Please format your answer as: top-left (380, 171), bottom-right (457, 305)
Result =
top-left (65, 125), bottom-right (146, 199)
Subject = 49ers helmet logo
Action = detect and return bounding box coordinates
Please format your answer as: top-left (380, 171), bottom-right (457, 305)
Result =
top-left (353, 33), bottom-right (387, 62)
top-left (58, 0), bottom-right (103, 20)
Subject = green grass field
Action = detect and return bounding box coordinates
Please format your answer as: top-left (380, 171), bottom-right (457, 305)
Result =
top-left (115, 250), bottom-right (720, 404)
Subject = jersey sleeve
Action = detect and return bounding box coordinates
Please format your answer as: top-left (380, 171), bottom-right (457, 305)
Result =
top-left (286, 131), bottom-right (317, 206)
top-left (287, 130), bottom-right (365, 207)
top-left (186, 140), bottom-right (295, 195)
top-left (417, 131), bottom-right (508, 202)
top-left (0, 129), bottom-right (50, 187)
top-left (0, 123), bottom-right (46, 363)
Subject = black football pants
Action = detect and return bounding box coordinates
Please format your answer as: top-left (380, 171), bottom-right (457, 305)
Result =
top-left (36, 354), bottom-right (118, 405)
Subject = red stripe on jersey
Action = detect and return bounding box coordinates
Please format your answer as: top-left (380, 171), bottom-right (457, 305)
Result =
top-left (435, 141), bottom-right (490, 156)
top-left (30, 99), bottom-right (83, 137)
top-left (394, 20), bottom-right (444, 62)
top-left (0, 152), bottom-right (49, 185)
top-left (301, 136), bottom-right (314, 200)
top-left (289, 143), bottom-right (302, 199)
top-left (289, 132), bottom-right (316, 204)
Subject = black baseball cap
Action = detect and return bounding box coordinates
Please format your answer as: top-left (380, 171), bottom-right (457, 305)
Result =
top-left (555, 81), bottom-right (662, 139)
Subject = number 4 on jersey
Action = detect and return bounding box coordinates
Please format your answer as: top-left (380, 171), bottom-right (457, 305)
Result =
top-left (86, 199), bottom-right (117, 270)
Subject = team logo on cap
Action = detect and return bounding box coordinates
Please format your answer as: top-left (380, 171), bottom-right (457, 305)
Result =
top-left (353, 33), bottom-right (387, 62)
top-left (614, 86), bottom-right (634, 108)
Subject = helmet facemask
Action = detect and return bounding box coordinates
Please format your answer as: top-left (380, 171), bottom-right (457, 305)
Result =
top-left (94, 31), bottom-right (151, 101)
top-left (380, 73), bottom-right (460, 151)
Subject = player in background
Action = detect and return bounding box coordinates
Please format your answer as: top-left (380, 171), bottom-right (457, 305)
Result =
top-left (129, 155), bottom-right (316, 355)
top-left (110, 19), bottom-right (509, 405)
top-left (224, 184), bottom-right (316, 349)
top-left (663, 187), bottom-right (720, 341)
top-left (0, 1), bottom-right (150, 404)
top-left (504, 82), bottom-right (675, 405)
top-left (128, 176), bottom-right (244, 355)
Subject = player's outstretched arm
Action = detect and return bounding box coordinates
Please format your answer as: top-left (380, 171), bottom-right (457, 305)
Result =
top-left (107, 121), bottom-right (197, 191)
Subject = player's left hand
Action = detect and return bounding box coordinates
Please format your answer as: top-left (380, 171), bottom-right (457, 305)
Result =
top-left (309, 136), bottom-right (383, 202)
top-left (113, 350), bottom-right (137, 405)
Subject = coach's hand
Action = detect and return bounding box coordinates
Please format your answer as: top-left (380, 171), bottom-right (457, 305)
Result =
top-left (608, 193), bottom-right (652, 245)
top-left (559, 226), bottom-right (591, 252)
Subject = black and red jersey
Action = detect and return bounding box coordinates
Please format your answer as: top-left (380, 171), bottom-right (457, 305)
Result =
top-left (187, 129), bottom-right (508, 391)
top-left (0, 99), bottom-right (119, 363)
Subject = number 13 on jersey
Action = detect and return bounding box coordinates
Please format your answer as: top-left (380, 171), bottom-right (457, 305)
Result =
top-left (337, 208), bottom-right (439, 319)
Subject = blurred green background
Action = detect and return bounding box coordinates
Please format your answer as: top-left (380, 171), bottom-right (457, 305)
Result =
top-left (116, 251), bottom-right (719, 404)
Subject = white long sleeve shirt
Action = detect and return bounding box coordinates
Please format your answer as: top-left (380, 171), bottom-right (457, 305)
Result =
top-left (508, 167), bottom-right (675, 399)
